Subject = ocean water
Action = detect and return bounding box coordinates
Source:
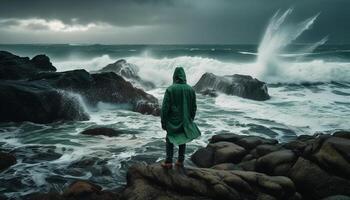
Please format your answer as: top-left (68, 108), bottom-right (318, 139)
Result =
top-left (0, 44), bottom-right (350, 198)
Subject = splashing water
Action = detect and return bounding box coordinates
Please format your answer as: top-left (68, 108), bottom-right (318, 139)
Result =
top-left (257, 8), bottom-right (328, 82)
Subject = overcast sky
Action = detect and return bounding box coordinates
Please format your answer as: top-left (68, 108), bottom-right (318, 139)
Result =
top-left (0, 0), bottom-right (349, 44)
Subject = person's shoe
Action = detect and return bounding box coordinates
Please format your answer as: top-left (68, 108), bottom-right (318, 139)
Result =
top-left (175, 160), bottom-right (184, 168)
top-left (161, 162), bottom-right (173, 169)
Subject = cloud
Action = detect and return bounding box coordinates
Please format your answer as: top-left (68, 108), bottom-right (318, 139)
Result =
top-left (0, 18), bottom-right (105, 32)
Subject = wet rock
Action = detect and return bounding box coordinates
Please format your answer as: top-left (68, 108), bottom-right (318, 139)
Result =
top-left (0, 51), bottom-right (160, 123)
top-left (211, 163), bottom-right (237, 170)
top-left (210, 133), bottom-right (244, 143)
top-left (289, 157), bottom-right (350, 199)
top-left (193, 72), bottom-right (270, 101)
top-left (0, 152), bottom-right (16, 171)
top-left (99, 59), bottom-right (155, 90)
top-left (333, 130), bottom-right (350, 140)
top-left (122, 163), bottom-right (298, 200)
top-left (309, 136), bottom-right (350, 179)
top-left (0, 51), bottom-right (56, 80)
top-left (209, 141), bottom-right (247, 164)
top-left (30, 54), bottom-right (56, 72)
top-left (191, 146), bottom-right (214, 168)
top-left (256, 150), bottom-right (297, 175)
top-left (63, 180), bottom-right (102, 197)
top-left (235, 136), bottom-right (278, 150)
top-left (80, 127), bottom-right (122, 137)
top-left (255, 144), bottom-right (282, 157)
top-left (0, 81), bottom-right (89, 123)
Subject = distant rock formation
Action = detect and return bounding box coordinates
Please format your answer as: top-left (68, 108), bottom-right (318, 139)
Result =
top-left (0, 51), bottom-right (160, 123)
top-left (194, 73), bottom-right (270, 100)
top-left (99, 59), bottom-right (155, 90)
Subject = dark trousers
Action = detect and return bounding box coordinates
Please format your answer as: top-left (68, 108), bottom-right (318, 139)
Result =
top-left (165, 137), bottom-right (186, 163)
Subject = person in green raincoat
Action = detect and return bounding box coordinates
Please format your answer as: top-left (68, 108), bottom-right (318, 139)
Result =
top-left (161, 67), bottom-right (201, 168)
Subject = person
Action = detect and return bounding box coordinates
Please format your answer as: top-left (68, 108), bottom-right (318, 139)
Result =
top-left (160, 67), bottom-right (201, 169)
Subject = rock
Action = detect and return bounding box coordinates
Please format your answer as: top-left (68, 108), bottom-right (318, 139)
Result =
top-left (236, 136), bottom-right (278, 150)
top-left (333, 130), bottom-right (350, 140)
top-left (122, 163), bottom-right (298, 200)
top-left (30, 54), bottom-right (56, 72)
top-left (0, 81), bottom-right (89, 123)
top-left (209, 141), bottom-right (247, 164)
top-left (289, 157), bottom-right (350, 199)
top-left (256, 150), bottom-right (297, 175)
top-left (63, 180), bottom-right (102, 197)
top-left (211, 163), bottom-right (238, 170)
top-left (193, 72), bottom-right (270, 101)
top-left (0, 51), bottom-right (56, 80)
top-left (0, 152), bottom-right (16, 171)
top-left (80, 127), bottom-right (122, 137)
top-left (255, 144), bottom-right (282, 157)
top-left (99, 59), bottom-right (155, 90)
top-left (210, 133), bottom-right (244, 143)
top-left (191, 146), bottom-right (214, 168)
top-left (0, 51), bottom-right (160, 123)
top-left (309, 136), bottom-right (350, 179)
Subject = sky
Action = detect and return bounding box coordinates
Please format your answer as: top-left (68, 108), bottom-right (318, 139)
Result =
top-left (0, 0), bottom-right (349, 44)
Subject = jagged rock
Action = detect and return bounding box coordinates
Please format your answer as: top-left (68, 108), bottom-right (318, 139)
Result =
top-left (0, 51), bottom-right (160, 123)
top-left (80, 127), bottom-right (122, 137)
top-left (0, 152), bottom-right (16, 171)
top-left (199, 89), bottom-right (218, 97)
top-left (0, 81), bottom-right (89, 123)
top-left (193, 73), bottom-right (270, 101)
top-left (30, 54), bottom-right (56, 72)
top-left (289, 157), bottom-right (350, 199)
top-left (122, 163), bottom-right (299, 200)
top-left (99, 59), bottom-right (155, 90)
top-left (0, 51), bottom-right (56, 80)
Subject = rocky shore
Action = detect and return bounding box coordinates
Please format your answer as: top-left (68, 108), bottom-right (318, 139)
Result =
top-left (8, 130), bottom-right (348, 200)
top-left (0, 51), bottom-right (160, 123)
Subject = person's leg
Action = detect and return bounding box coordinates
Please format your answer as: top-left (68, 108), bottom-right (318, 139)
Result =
top-left (178, 143), bottom-right (186, 163)
top-left (165, 137), bottom-right (174, 163)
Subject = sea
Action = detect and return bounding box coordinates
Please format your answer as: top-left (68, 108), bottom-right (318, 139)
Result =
top-left (1, 42), bottom-right (350, 198)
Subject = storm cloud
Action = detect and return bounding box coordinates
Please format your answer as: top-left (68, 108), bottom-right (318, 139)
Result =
top-left (0, 0), bottom-right (349, 44)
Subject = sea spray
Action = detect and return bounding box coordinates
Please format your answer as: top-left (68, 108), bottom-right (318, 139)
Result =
top-left (57, 90), bottom-right (90, 120)
top-left (256, 8), bottom-right (328, 82)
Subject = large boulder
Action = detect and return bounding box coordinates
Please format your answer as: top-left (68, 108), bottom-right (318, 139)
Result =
top-left (31, 70), bottom-right (160, 116)
top-left (289, 157), bottom-right (350, 199)
top-left (122, 163), bottom-right (300, 200)
top-left (193, 73), bottom-right (270, 101)
top-left (99, 59), bottom-right (155, 90)
top-left (0, 51), bottom-right (56, 80)
top-left (0, 81), bottom-right (89, 123)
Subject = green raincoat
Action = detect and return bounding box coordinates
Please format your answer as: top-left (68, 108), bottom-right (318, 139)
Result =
top-left (161, 67), bottom-right (201, 145)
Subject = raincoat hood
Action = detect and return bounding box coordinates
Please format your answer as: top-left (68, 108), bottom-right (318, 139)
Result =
top-left (173, 67), bottom-right (187, 84)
